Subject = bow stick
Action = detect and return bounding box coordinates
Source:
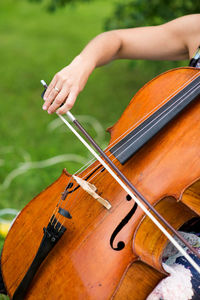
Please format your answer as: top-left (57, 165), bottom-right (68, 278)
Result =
top-left (41, 80), bottom-right (200, 274)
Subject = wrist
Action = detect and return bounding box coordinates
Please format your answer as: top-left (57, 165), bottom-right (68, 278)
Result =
top-left (72, 54), bottom-right (96, 75)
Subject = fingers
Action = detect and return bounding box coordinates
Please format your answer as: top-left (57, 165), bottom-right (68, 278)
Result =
top-left (57, 90), bottom-right (78, 114)
top-left (47, 85), bottom-right (70, 114)
top-left (43, 76), bottom-right (57, 100)
top-left (42, 61), bottom-right (85, 114)
top-left (43, 80), bottom-right (63, 112)
top-left (42, 71), bottom-right (79, 114)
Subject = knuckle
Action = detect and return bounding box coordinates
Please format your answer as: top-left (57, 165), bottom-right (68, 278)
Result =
top-left (66, 79), bottom-right (73, 86)
top-left (58, 109), bottom-right (65, 114)
top-left (49, 105), bottom-right (56, 112)
top-left (54, 74), bottom-right (59, 81)
top-left (49, 91), bottom-right (55, 99)
top-left (48, 104), bottom-right (54, 110)
top-left (55, 98), bottom-right (63, 105)
top-left (49, 80), bottom-right (54, 87)
top-left (58, 72), bottom-right (65, 80)
top-left (62, 75), bottom-right (68, 82)
top-left (66, 102), bottom-right (73, 109)
top-left (45, 97), bottom-right (53, 104)
top-left (72, 85), bottom-right (79, 93)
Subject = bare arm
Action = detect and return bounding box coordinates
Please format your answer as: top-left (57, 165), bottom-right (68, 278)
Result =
top-left (43, 14), bottom-right (200, 114)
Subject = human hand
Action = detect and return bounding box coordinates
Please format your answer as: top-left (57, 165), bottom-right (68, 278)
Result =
top-left (43, 55), bottom-right (94, 114)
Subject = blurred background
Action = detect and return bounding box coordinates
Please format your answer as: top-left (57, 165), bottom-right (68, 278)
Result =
top-left (0, 1), bottom-right (199, 296)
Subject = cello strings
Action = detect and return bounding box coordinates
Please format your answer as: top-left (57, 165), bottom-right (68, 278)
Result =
top-left (55, 74), bottom-right (200, 222)
top-left (47, 70), bottom-right (200, 216)
top-left (62, 72), bottom-right (200, 193)
top-left (97, 71), bottom-right (200, 157)
top-left (102, 71), bottom-right (200, 160)
top-left (60, 71), bottom-right (200, 194)
top-left (109, 80), bottom-right (200, 164)
top-left (50, 72), bottom-right (198, 225)
top-left (54, 75), bottom-right (198, 234)
top-left (48, 72), bottom-right (199, 220)
top-left (57, 112), bottom-right (200, 273)
top-left (52, 80), bottom-right (200, 273)
top-left (65, 71), bottom-right (200, 181)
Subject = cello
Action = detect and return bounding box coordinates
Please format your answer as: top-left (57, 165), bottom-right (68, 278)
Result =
top-left (1, 66), bottom-right (200, 299)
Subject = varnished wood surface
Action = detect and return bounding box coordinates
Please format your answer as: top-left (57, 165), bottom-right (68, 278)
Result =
top-left (1, 67), bottom-right (200, 299)
top-left (114, 261), bottom-right (165, 300)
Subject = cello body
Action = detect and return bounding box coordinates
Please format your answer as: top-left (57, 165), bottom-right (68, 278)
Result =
top-left (1, 67), bottom-right (200, 299)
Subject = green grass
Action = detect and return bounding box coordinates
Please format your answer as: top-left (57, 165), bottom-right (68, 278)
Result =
top-left (0, 295), bottom-right (8, 300)
top-left (0, 0), bottom-right (187, 297)
top-left (0, 0), bottom-right (116, 210)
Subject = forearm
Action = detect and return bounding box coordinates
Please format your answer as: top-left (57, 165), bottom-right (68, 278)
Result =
top-left (77, 30), bottom-right (122, 71)
top-left (43, 14), bottom-right (200, 114)
top-left (43, 30), bottom-right (122, 114)
top-left (75, 23), bottom-right (188, 74)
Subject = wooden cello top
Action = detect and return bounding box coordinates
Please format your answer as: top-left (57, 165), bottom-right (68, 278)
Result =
top-left (1, 67), bottom-right (200, 299)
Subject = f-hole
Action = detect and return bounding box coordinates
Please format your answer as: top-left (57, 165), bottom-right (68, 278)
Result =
top-left (110, 195), bottom-right (138, 251)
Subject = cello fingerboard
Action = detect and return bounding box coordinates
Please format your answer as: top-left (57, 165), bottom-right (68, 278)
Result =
top-left (110, 74), bottom-right (200, 164)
